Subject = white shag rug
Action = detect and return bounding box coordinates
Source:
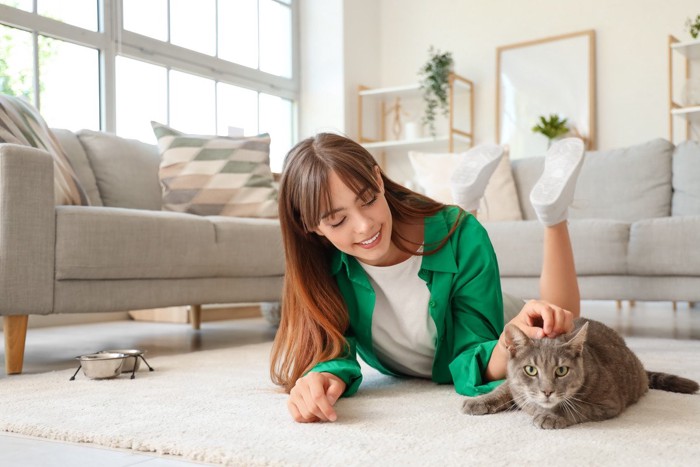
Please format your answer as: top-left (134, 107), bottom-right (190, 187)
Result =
top-left (1, 337), bottom-right (700, 467)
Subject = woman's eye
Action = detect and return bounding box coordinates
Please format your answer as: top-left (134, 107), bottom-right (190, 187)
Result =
top-left (524, 365), bottom-right (538, 377)
top-left (330, 218), bottom-right (345, 228)
top-left (555, 366), bottom-right (569, 377)
top-left (363, 196), bottom-right (377, 207)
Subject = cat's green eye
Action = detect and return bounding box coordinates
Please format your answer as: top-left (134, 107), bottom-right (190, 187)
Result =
top-left (523, 365), bottom-right (538, 377)
top-left (555, 366), bottom-right (569, 377)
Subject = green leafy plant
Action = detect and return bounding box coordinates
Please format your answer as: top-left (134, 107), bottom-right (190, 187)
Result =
top-left (418, 47), bottom-right (453, 137)
top-left (686, 15), bottom-right (700, 39)
top-left (532, 114), bottom-right (569, 145)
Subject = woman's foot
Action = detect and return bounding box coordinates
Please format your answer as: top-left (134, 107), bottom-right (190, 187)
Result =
top-left (450, 143), bottom-right (504, 212)
top-left (530, 138), bottom-right (585, 226)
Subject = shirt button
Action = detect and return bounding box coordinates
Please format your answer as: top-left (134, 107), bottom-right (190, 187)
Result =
top-left (429, 300), bottom-right (436, 308)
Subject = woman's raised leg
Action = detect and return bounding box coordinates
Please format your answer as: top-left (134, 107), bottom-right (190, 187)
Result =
top-left (530, 138), bottom-right (585, 317)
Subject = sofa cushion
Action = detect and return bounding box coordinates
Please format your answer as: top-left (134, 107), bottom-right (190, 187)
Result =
top-left (628, 216), bottom-right (700, 276)
top-left (210, 216), bottom-right (285, 276)
top-left (52, 129), bottom-right (103, 206)
top-left (511, 138), bottom-right (674, 222)
top-left (672, 140), bottom-right (700, 216)
top-left (152, 121), bottom-right (277, 218)
top-left (408, 150), bottom-right (522, 221)
top-left (77, 129), bottom-right (162, 210)
top-left (55, 206), bottom-right (285, 280)
top-left (483, 219), bottom-right (630, 276)
top-left (55, 206), bottom-right (218, 280)
top-left (0, 94), bottom-right (89, 205)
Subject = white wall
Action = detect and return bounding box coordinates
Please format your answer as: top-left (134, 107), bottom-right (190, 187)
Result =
top-left (375, 0), bottom-right (698, 147)
top-left (299, 0), bottom-right (346, 137)
top-left (308, 0), bottom-right (698, 178)
top-left (299, 0), bottom-right (381, 139)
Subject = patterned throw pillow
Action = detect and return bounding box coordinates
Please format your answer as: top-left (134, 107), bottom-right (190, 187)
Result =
top-left (152, 121), bottom-right (277, 218)
top-left (0, 94), bottom-right (89, 205)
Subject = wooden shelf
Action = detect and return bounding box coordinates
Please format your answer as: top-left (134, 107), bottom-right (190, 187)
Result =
top-left (358, 72), bottom-right (474, 159)
top-left (669, 35), bottom-right (700, 141)
top-left (671, 105), bottom-right (700, 123)
top-left (362, 134), bottom-right (472, 151)
top-left (359, 83), bottom-right (421, 97)
top-left (671, 38), bottom-right (700, 60)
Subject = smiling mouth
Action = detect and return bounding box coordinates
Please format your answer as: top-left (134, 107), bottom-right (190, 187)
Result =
top-left (358, 231), bottom-right (380, 247)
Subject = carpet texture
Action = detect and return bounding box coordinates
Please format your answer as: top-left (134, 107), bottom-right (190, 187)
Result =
top-left (1, 337), bottom-right (699, 466)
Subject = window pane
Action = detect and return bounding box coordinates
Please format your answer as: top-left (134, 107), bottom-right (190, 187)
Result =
top-left (259, 93), bottom-right (292, 172)
top-left (170, 0), bottom-right (215, 56)
top-left (217, 0), bottom-right (257, 68)
top-left (217, 82), bottom-right (258, 136)
top-left (38, 0), bottom-right (98, 31)
top-left (38, 36), bottom-right (99, 131)
top-left (123, 0), bottom-right (167, 41)
top-left (116, 57), bottom-right (167, 143)
top-left (169, 70), bottom-right (215, 134)
top-left (0, 24), bottom-right (34, 101)
top-left (0, 0), bottom-right (32, 12)
top-left (259, 0), bottom-right (292, 78)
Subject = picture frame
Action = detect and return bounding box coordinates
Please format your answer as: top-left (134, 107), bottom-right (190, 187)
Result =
top-left (496, 30), bottom-right (597, 159)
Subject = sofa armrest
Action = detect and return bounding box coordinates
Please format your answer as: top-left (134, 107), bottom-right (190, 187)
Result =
top-left (0, 143), bottom-right (55, 314)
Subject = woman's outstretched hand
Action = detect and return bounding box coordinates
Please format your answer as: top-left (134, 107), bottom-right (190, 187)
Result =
top-left (509, 299), bottom-right (574, 339)
top-left (288, 371), bottom-right (346, 423)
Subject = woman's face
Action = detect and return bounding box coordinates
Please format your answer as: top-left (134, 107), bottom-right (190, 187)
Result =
top-left (313, 168), bottom-right (401, 266)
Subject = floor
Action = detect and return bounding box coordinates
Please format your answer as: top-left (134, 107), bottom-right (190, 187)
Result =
top-left (1, 300), bottom-right (698, 466)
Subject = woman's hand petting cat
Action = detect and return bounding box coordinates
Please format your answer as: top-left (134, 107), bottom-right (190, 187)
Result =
top-left (287, 371), bottom-right (346, 423)
top-left (509, 299), bottom-right (574, 339)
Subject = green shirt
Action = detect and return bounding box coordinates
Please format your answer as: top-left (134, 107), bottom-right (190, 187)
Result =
top-left (309, 206), bottom-right (505, 397)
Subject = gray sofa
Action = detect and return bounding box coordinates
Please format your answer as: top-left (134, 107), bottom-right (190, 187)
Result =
top-left (0, 129), bottom-right (285, 375)
top-left (484, 138), bottom-right (700, 305)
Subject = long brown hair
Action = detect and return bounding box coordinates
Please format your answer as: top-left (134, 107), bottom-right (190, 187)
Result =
top-left (270, 133), bottom-right (463, 392)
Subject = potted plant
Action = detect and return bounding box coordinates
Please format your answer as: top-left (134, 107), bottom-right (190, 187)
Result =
top-left (532, 114), bottom-right (569, 147)
top-left (418, 47), bottom-right (453, 138)
top-left (686, 14), bottom-right (700, 39)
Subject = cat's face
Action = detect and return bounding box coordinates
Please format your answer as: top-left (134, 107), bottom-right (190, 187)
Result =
top-left (504, 323), bottom-right (588, 409)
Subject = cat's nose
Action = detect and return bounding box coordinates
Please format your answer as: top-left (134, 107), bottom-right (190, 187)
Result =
top-left (542, 390), bottom-right (553, 397)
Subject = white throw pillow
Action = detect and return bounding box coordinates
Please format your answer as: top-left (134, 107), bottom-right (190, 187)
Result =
top-left (408, 149), bottom-right (522, 222)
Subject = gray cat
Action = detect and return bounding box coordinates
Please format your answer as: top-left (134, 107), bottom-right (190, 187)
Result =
top-left (461, 318), bottom-right (699, 429)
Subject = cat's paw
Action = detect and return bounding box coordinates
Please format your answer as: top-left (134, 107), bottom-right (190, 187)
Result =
top-left (461, 397), bottom-right (490, 415)
top-left (533, 413), bottom-right (571, 429)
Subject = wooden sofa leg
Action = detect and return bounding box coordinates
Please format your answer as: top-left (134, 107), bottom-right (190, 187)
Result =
top-left (672, 301), bottom-right (677, 311)
top-left (189, 305), bottom-right (202, 330)
top-left (615, 300), bottom-right (622, 310)
top-left (690, 301), bottom-right (696, 308)
top-left (629, 300), bottom-right (636, 308)
top-left (3, 315), bottom-right (28, 375)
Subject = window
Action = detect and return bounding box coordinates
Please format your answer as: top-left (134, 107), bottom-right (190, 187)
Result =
top-left (0, 0), bottom-right (298, 170)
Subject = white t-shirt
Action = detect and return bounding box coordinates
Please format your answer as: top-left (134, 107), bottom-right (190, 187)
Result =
top-left (359, 254), bottom-right (436, 378)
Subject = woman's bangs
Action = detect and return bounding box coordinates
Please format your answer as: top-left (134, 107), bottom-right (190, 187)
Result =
top-left (334, 162), bottom-right (380, 203)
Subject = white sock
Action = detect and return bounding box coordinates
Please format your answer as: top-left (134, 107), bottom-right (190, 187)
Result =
top-left (450, 143), bottom-right (504, 212)
top-left (529, 138), bottom-right (585, 226)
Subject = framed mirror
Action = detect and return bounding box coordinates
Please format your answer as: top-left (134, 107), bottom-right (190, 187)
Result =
top-left (496, 30), bottom-right (596, 159)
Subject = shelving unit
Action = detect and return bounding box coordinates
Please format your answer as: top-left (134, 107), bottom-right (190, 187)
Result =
top-left (668, 35), bottom-right (700, 142)
top-left (357, 73), bottom-right (473, 162)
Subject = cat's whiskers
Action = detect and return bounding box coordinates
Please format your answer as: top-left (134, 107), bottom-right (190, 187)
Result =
top-left (569, 394), bottom-right (607, 409)
top-left (560, 398), bottom-right (586, 423)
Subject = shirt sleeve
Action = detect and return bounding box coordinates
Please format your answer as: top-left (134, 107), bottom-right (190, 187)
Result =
top-left (307, 336), bottom-right (363, 397)
top-left (448, 214), bottom-right (505, 396)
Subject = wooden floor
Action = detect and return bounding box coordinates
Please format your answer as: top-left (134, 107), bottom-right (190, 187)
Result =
top-left (0, 300), bottom-right (698, 466)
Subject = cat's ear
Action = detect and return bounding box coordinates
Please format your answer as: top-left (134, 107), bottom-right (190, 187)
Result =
top-left (504, 324), bottom-right (530, 357)
top-left (567, 322), bottom-right (589, 357)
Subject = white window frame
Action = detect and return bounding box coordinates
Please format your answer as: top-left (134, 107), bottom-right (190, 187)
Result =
top-left (0, 0), bottom-right (299, 136)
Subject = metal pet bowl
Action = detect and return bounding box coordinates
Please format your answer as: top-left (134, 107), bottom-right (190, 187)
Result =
top-left (75, 353), bottom-right (126, 379)
top-left (99, 349), bottom-right (143, 373)
top-left (70, 348), bottom-right (155, 381)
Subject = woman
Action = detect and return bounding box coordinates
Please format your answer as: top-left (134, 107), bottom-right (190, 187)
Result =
top-left (270, 133), bottom-right (584, 423)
